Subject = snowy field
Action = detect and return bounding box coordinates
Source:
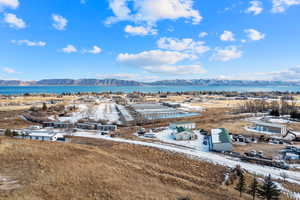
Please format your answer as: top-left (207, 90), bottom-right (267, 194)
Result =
top-left (179, 103), bottom-right (203, 112)
top-left (94, 103), bottom-right (120, 124)
top-left (244, 127), bottom-right (280, 135)
top-left (59, 104), bottom-right (88, 123)
top-left (116, 105), bottom-right (134, 121)
top-left (59, 103), bottom-right (121, 124)
top-left (141, 128), bottom-right (209, 152)
top-left (246, 115), bottom-right (294, 124)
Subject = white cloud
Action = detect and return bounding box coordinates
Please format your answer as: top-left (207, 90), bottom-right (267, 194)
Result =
top-left (245, 29), bottom-right (265, 41)
top-left (157, 37), bottom-right (209, 54)
top-left (80, 0), bottom-right (86, 4)
top-left (210, 46), bottom-right (242, 62)
top-left (105, 0), bottom-right (202, 26)
top-left (198, 32), bottom-right (208, 38)
top-left (83, 45), bottom-right (102, 54)
top-left (62, 45), bottom-right (77, 53)
top-left (217, 66), bottom-right (300, 81)
top-left (260, 66), bottom-right (300, 81)
top-left (3, 13), bottom-right (26, 29)
top-left (11, 39), bottom-right (46, 47)
top-left (272, 0), bottom-right (300, 13)
top-left (52, 14), bottom-right (68, 30)
top-left (96, 73), bottom-right (160, 82)
top-left (220, 31), bottom-right (235, 41)
top-left (124, 25), bottom-right (157, 36)
top-left (96, 73), bottom-right (138, 80)
top-left (2, 67), bottom-right (16, 74)
top-left (117, 50), bottom-right (194, 67)
top-left (117, 49), bottom-right (204, 75)
top-left (246, 1), bottom-right (263, 15)
top-left (144, 64), bottom-right (206, 75)
top-left (0, 0), bottom-right (19, 10)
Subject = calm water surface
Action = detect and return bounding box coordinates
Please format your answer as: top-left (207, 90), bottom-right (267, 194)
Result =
top-left (0, 85), bottom-right (298, 95)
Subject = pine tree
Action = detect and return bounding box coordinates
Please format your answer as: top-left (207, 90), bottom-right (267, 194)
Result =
top-left (4, 129), bottom-right (12, 137)
top-left (235, 171), bottom-right (245, 197)
top-left (42, 103), bottom-right (48, 111)
top-left (249, 175), bottom-right (258, 200)
top-left (258, 174), bottom-right (281, 200)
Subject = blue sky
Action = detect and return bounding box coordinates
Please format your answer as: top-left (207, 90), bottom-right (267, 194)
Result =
top-left (0, 0), bottom-right (300, 81)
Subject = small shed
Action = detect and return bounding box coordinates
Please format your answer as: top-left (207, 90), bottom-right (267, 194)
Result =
top-left (169, 122), bottom-right (196, 130)
top-left (209, 128), bottom-right (233, 152)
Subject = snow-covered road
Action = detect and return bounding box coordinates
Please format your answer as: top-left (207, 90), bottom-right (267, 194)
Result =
top-left (72, 132), bottom-right (300, 185)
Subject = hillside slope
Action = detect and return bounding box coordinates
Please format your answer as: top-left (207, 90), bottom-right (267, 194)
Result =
top-left (0, 138), bottom-right (248, 200)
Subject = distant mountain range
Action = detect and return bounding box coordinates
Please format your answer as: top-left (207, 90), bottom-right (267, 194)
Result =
top-left (0, 79), bottom-right (298, 86)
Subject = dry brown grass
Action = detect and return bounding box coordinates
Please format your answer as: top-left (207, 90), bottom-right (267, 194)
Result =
top-left (0, 137), bottom-right (252, 200)
top-left (0, 110), bottom-right (37, 129)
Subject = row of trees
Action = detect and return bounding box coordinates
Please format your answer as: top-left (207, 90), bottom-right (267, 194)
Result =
top-left (236, 171), bottom-right (281, 200)
top-left (236, 97), bottom-right (300, 119)
top-left (4, 129), bottom-right (18, 137)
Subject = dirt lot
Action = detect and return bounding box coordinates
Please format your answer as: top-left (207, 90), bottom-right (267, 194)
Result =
top-left (0, 137), bottom-right (256, 200)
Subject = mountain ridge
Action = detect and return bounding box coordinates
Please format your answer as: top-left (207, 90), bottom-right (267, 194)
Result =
top-left (0, 78), bottom-right (298, 86)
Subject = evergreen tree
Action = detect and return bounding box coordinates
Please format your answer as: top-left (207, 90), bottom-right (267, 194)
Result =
top-left (42, 103), bottom-right (48, 111)
top-left (249, 175), bottom-right (258, 200)
top-left (4, 129), bottom-right (12, 137)
top-left (235, 171), bottom-right (246, 197)
top-left (258, 174), bottom-right (281, 200)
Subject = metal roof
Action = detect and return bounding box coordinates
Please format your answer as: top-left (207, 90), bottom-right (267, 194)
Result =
top-left (211, 128), bottom-right (231, 144)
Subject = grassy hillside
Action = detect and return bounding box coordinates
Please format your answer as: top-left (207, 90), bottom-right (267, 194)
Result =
top-left (0, 137), bottom-right (249, 200)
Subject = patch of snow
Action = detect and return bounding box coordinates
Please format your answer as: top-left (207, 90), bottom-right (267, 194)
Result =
top-left (58, 103), bottom-right (121, 124)
top-left (268, 118), bottom-right (293, 124)
top-left (93, 103), bottom-right (120, 124)
top-left (116, 105), bottom-right (133, 121)
top-left (245, 127), bottom-right (280, 135)
top-left (275, 182), bottom-right (300, 200)
top-left (59, 104), bottom-right (88, 123)
top-left (180, 103), bottom-right (203, 112)
top-left (152, 129), bottom-right (209, 151)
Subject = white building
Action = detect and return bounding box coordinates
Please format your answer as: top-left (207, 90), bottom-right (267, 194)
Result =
top-left (20, 129), bottom-right (65, 141)
top-left (209, 128), bottom-right (233, 152)
top-left (169, 122), bottom-right (196, 130)
top-left (252, 121), bottom-right (287, 135)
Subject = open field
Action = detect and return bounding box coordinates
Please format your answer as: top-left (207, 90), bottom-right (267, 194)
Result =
top-left (0, 95), bottom-right (77, 111)
top-left (0, 137), bottom-right (252, 200)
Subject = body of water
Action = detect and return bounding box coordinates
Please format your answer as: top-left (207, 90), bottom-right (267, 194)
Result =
top-left (0, 85), bottom-right (298, 95)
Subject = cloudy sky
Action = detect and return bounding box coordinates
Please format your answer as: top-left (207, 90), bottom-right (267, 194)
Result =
top-left (0, 0), bottom-right (300, 81)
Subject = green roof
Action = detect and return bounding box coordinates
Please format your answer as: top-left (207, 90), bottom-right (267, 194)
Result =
top-left (211, 128), bottom-right (231, 144)
top-left (219, 128), bottom-right (231, 143)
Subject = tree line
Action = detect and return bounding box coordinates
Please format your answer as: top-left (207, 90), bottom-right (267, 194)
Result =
top-left (236, 96), bottom-right (300, 119)
top-left (234, 166), bottom-right (281, 200)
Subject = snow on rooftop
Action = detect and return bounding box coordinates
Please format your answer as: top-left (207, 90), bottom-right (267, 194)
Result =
top-left (211, 129), bottom-right (222, 143)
